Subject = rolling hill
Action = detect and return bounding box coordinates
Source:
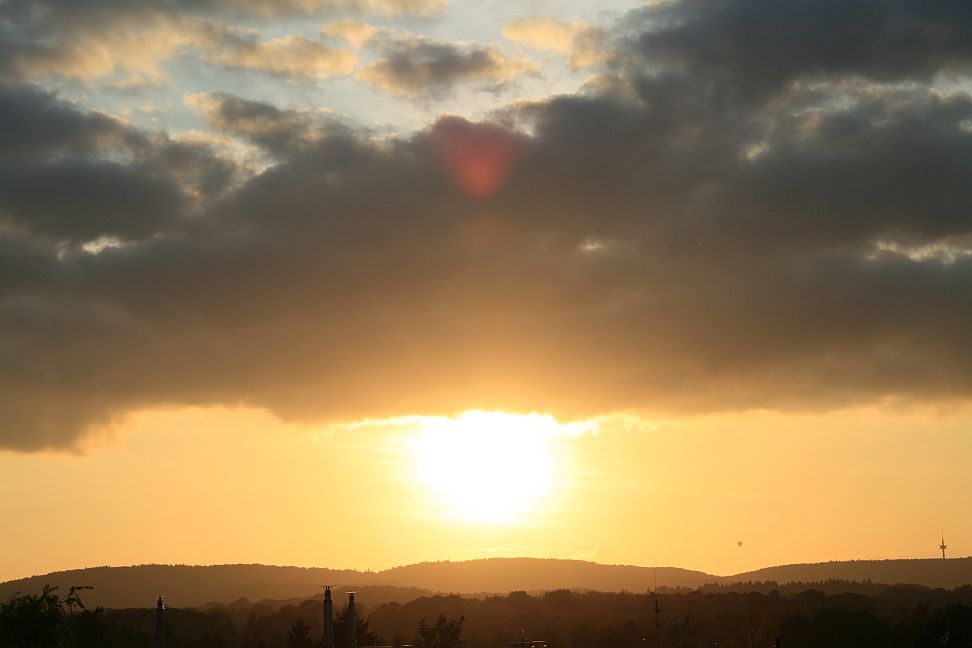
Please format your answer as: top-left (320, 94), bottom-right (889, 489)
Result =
top-left (729, 556), bottom-right (972, 590)
top-left (1, 556), bottom-right (970, 609)
top-left (378, 558), bottom-right (712, 593)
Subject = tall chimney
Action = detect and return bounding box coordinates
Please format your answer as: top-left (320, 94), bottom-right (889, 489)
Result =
top-left (324, 586), bottom-right (334, 648)
top-left (156, 596), bottom-right (165, 648)
top-left (348, 592), bottom-right (357, 648)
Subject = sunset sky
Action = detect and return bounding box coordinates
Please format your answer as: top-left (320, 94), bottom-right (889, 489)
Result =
top-left (2, 0), bottom-right (972, 584)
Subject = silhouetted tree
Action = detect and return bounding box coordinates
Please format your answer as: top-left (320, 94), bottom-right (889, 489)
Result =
top-left (287, 618), bottom-right (314, 648)
top-left (335, 607), bottom-right (382, 647)
top-left (415, 614), bottom-right (465, 648)
top-left (916, 605), bottom-right (972, 648)
top-left (0, 585), bottom-right (107, 648)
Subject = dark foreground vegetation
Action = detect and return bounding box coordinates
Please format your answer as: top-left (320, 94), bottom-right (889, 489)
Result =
top-left (3, 582), bottom-right (972, 648)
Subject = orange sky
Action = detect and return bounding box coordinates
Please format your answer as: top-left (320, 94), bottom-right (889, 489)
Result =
top-left (2, 403), bottom-right (969, 583)
top-left (4, 0), bottom-right (972, 590)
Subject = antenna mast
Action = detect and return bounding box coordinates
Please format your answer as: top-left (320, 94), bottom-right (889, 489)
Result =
top-left (348, 592), bottom-right (357, 648)
top-left (156, 595), bottom-right (165, 648)
top-left (940, 532), bottom-right (948, 561)
top-left (652, 563), bottom-right (661, 647)
top-left (322, 586), bottom-right (334, 648)
top-left (654, 596), bottom-right (662, 647)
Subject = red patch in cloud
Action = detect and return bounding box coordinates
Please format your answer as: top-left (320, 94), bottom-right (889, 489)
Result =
top-left (431, 118), bottom-right (523, 198)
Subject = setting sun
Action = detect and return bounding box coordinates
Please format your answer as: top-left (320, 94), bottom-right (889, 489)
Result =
top-left (410, 411), bottom-right (592, 524)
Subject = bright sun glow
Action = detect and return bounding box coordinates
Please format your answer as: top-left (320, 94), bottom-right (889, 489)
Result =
top-left (411, 410), bottom-right (596, 524)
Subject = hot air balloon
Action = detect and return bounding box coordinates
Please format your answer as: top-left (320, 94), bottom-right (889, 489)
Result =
top-left (737, 541), bottom-right (743, 548)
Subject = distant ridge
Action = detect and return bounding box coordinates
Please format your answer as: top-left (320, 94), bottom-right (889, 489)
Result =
top-left (378, 557), bottom-right (712, 593)
top-left (1, 556), bottom-right (970, 609)
top-left (0, 559), bottom-right (709, 608)
top-left (725, 556), bottom-right (972, 590)
top-left (0, 564), bottom-right (379, 609)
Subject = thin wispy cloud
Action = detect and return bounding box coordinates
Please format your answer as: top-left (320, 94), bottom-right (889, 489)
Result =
top-left (503, 16), bottom-right (607, 69)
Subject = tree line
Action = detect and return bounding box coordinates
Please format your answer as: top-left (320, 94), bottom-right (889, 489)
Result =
top-left (0, 585), bottom-right (464, 648)
top-left (4, 582), bottom-right (972, 647)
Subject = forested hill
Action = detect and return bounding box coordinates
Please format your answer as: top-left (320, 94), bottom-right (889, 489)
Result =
top-left (378, 558), bottom-right (713, 592)
top-left (0, 559), bottom-right (711, 608)
top-left (1, 556), bottom-right (970, 609)
top-left (728, 557), bottom-right (972, 590)
top-left (0, 564), bottom-right (404, 609)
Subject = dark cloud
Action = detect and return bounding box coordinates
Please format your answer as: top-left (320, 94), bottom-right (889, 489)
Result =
top-left (0, 84), bottom-right (237, 243)
top-left (0, 84), bottom-right (137, 158)
top-left (625, 0), bottom-right (972, 98)
top-left (2, 0), bottom-right (972, 450)
top-left (0, 160), bottom-right (185, 242)
top-left (359, 35), bottom-right (537, 98)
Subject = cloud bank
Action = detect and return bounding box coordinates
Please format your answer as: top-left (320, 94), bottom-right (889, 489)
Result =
top-left (2, 0), bottom-right (972, 450)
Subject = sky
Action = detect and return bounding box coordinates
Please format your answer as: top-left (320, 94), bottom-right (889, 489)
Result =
top-left (1, 0), bottom-right (972, 584)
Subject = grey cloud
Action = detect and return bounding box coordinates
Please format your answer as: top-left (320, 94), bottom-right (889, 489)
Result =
top-left (625, 0), bottom-right (972, 98)
top-left (0, 84), bottom-right (138, 158)
top-left (204, 32), bottom-right (356, 79)
top-left (186, 92), bottom-right (327, 155)
top-left (0, 1), bottom-right (413, 84)
top-left (0, 84), bottom-right (238, 243)
top-left (358, 35), bottom-right (537, 98)
top-left (0, 160), bottom-right (184, 243)
top-left (0, 9), bottom-right (201, 84)
top-left (718, 93), bottom-right (972, 249)
top-left (3, 0), bottom-right (972, 451)
top-left (0, 0), bottom-right (444, 23)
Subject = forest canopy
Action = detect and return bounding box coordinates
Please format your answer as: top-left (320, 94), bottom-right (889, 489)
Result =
top-left (4, 584), bottom-right (972, 647)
